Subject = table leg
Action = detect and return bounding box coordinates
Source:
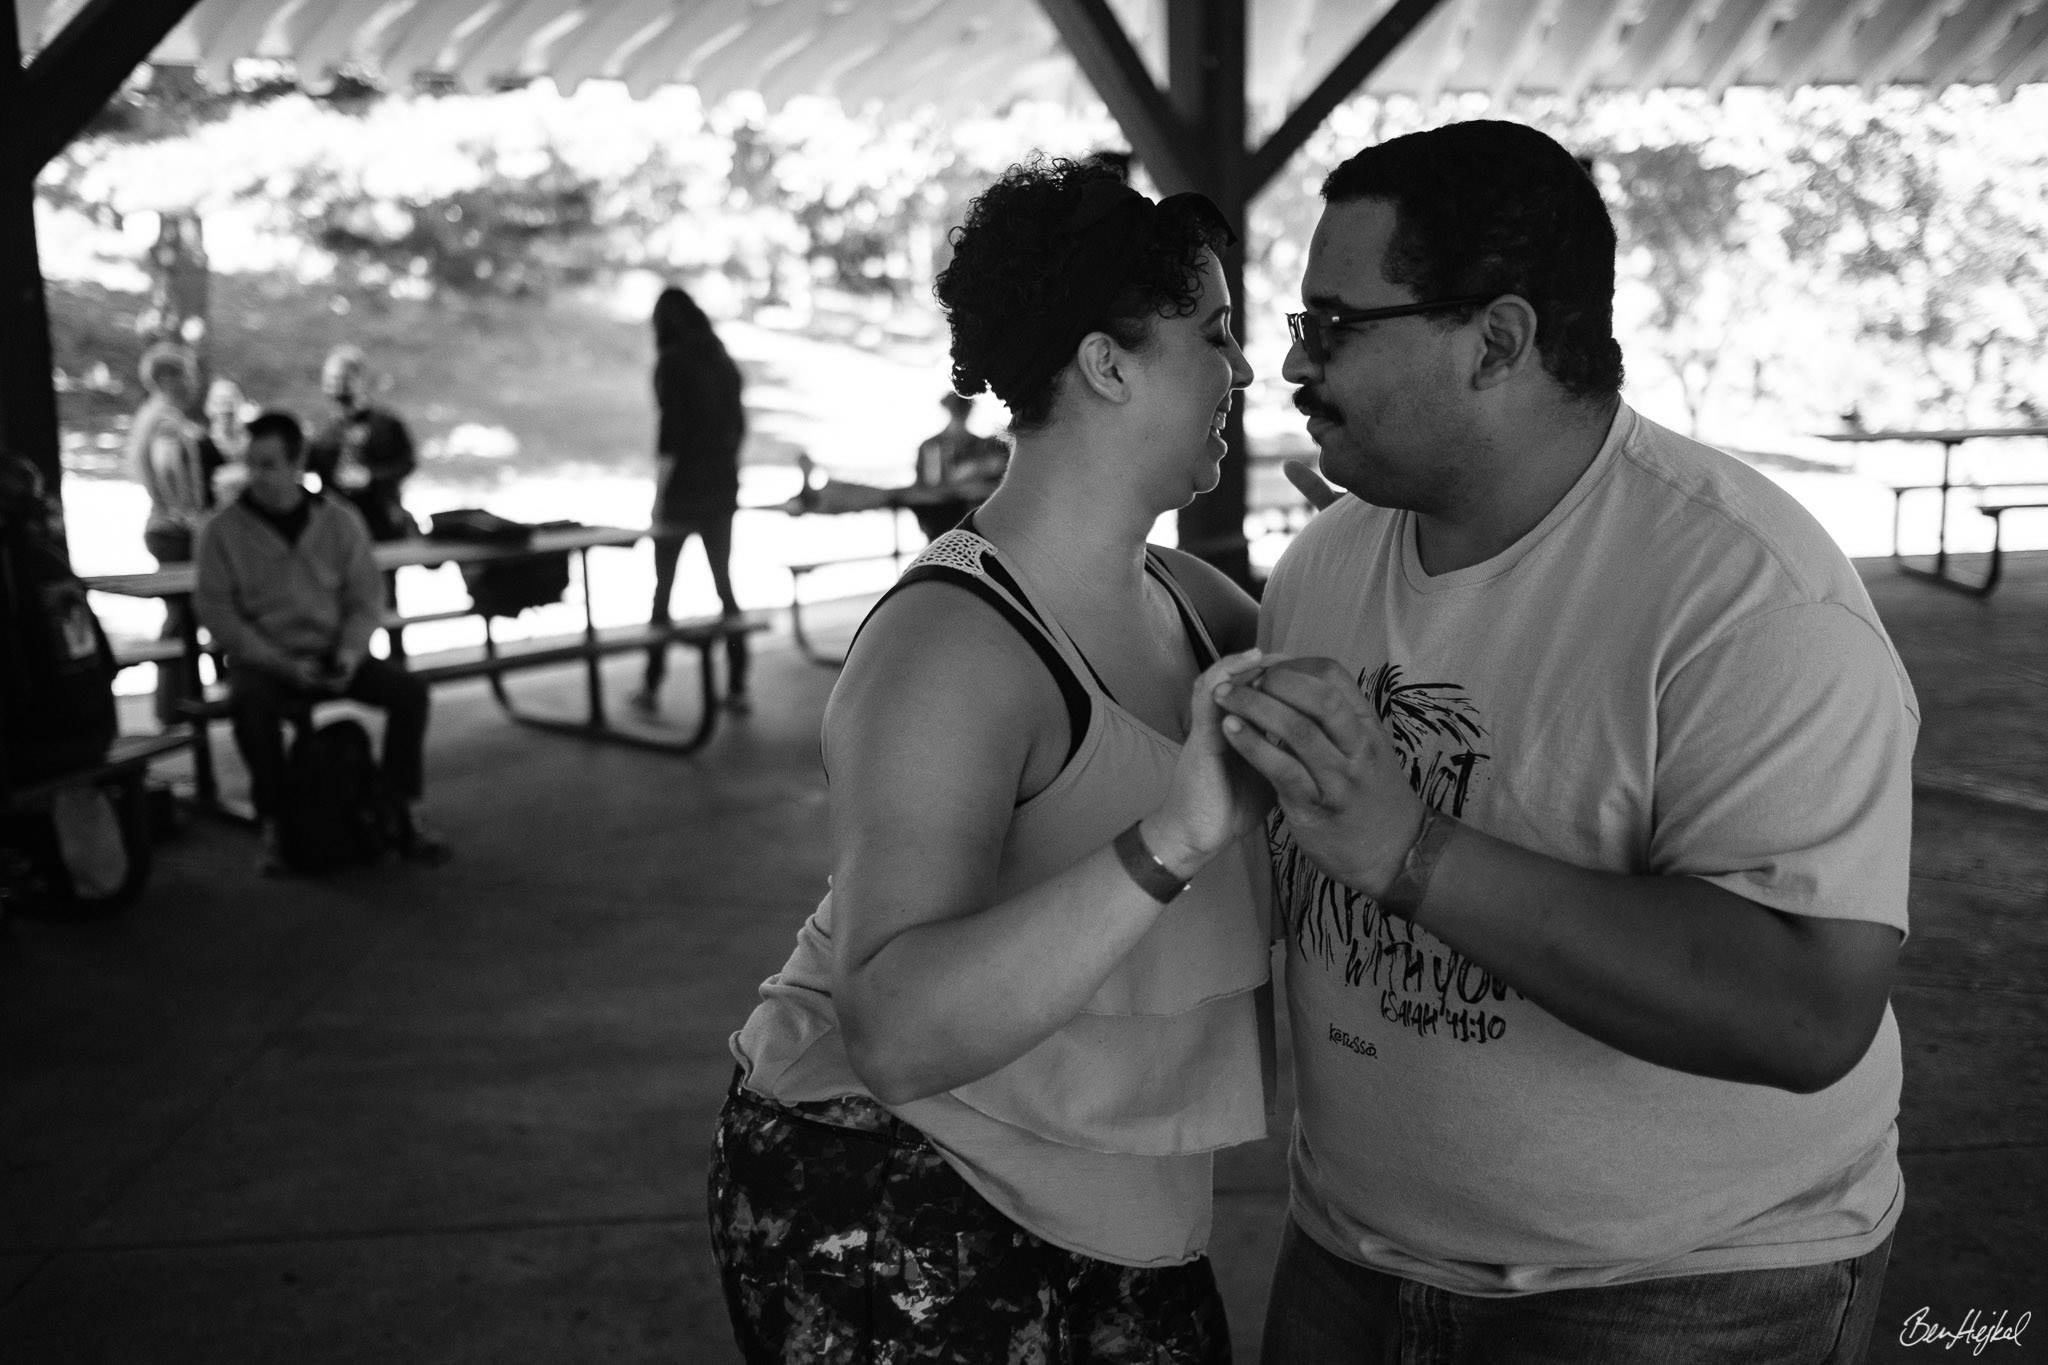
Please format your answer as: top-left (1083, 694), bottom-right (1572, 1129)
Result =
top-left (177, 596), bottom-right (219, 808)
top-left (1934, 439), bottom-right (1956, 572)
top-left (578, 547), bottom-right (605, 727)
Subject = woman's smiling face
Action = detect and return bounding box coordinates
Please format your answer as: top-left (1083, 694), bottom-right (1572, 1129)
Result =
top-left (1131, 247), bottom-right (1253, 498)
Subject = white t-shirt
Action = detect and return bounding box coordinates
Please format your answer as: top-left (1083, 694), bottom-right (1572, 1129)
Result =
top-left (1260, 404), bottom-right (1917, 1295)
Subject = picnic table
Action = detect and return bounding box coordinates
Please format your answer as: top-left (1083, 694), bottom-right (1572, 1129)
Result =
top-left (1818, 425), bottom-right (2048, 596)
top-left (87, 524), bottom-right (767, 818)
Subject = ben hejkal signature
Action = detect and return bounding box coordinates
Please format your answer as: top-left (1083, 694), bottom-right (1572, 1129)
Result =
top-left (1900, 1307), bottom-right (2029, 1353)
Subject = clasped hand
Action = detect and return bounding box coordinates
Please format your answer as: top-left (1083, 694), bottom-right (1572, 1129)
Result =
top-left (1209, 655), bottom-right (1425, 898)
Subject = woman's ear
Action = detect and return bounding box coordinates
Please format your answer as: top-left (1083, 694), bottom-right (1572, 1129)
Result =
top-left (1073, 332), bottom-right (1130, 403)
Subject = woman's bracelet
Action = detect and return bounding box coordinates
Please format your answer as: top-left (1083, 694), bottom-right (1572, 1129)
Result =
top-left (1378, 806), bottom-right (1454, 923)
top-left (1112, 821), bottom-right (1191, 904)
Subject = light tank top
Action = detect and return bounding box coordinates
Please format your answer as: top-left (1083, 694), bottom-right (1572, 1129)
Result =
top-left (731, 528), bottom-right (1273, 1266)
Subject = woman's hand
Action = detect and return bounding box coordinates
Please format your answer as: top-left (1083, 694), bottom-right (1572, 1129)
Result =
top-left (1146, 649), bottom-right (1277, 872)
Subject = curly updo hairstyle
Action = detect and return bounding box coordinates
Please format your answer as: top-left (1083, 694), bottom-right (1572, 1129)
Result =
top-left (935, 155), bottom-right (1232, 430)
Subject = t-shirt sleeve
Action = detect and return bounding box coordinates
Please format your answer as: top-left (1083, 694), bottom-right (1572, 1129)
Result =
top-left (1651, 600), bottom-right (1917, 932)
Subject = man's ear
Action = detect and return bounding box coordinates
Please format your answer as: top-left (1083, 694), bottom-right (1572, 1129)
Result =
top-left (1472, 294), bottom-right (1539, 391)
top-left (1073, 332), bottom-right (1130, 403)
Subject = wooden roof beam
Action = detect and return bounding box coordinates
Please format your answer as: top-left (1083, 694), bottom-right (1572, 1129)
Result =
top-left (1920, 0), bottom-right (2030, 88)
top-left (1477, 0), bottom-right (1558, 107)
top-left (1248, 0), bottom-right (1447, 193)
top-left (830, 0), bottom-right (999, 104)
top-left (619, 0), bottom-right (753, 99)
top-left (16, 0), bottom-right (195, 171)
top-left (1035, 0), bottom-right (1195, 192)
top-left (1611, 0), bottom-right (1706, 87)
top-left (692, 0), bottom-right (839, 102)
top-left (194, 0), bottom-right (287, 87)
top-left (450, 0), bottom-right (582, 89)
top-left (881, 16), bottom-right (1060, 119)
top-left (1693, 0), bottom-right (1781, 97)
top-left (1549, 0), bottom-right (1637, 101)
top-left (292, 0), bottom-right (410, 76)
top-left (1988, 0), bottom-right (2048, 95)
top-left (375, 0), bottom-right (498, 87)
top-left (543, 0), bottom-right (670, 91)
top-left (1849, 0), bottom-right (1957, 90)
top-left (1768, 0), bottom-right (1867, 87)
top-left (756, 0), bottom-right (915, 106)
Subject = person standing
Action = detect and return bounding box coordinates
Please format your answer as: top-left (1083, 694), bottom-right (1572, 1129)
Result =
top-left (306, 344), bottom-right (419, 544)
top-left (195, 410), bottom-right (449, 877)
top-left (632, 285), bottom-right (749, 717)
top-left (709, 159), bottom-right (1271, 1361)
top-left (201, 376), bottom-right (250, 505)
top-left (124, 341), bottom-right (208, 726)
top-left (1210, 120), bottom-right (1915, 1363)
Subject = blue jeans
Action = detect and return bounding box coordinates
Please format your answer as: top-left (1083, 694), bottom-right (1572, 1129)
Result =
top-left (1260, 1217), bottom-right (1891, 1364)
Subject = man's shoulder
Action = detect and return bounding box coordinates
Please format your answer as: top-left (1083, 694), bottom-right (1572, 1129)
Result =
top-left (1602, 409), bottom-right (1858, 604)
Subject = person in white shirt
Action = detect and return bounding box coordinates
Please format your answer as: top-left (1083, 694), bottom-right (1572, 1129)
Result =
top-left (1208, 119), bottom-right (1915, 1364)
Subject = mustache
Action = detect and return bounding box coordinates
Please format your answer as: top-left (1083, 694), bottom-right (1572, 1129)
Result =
top-left (1293, 387), bottom-right (1337, 421)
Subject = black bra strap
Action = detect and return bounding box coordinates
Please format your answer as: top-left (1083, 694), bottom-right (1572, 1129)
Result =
top-left (848, 563), bottom-right (1092, 768)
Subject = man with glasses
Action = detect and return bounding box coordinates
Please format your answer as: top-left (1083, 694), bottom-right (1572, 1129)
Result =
top-left (1211, 120), bottom-right (1914, 1362)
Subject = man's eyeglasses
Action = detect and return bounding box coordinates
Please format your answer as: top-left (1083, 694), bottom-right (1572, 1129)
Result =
top-left (1285, 296), bottom-right (1495, 365)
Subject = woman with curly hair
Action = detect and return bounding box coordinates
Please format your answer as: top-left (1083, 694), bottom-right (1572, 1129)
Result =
top-left (708, 156), bottom-right (1271, 1362)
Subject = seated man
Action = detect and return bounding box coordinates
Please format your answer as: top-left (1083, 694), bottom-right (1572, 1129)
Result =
top-left (194, 410), bottom-right (449, 875)
top-left (781, 393), bottom-right (1011, 543)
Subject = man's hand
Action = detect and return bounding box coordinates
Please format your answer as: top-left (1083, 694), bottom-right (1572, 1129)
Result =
top-left (281, 655), bottom-right (329, 692)
top-left (320, 650), bottom-right (363, 693)
top-left (1212, 655), bottom-right (1425, 900)
top-left (1283, 459), bottom-right (1341, 512)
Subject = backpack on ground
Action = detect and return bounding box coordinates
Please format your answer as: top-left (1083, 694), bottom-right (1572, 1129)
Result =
top-left (275, 718), bottom-right (403, 873)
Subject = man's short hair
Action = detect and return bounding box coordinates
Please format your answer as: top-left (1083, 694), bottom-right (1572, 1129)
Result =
top-left (138, 341), bottom-right (197, 392)
top-left (1322, 120), bottom-right (1624, 400)
top-left (245, 410), bottom-right (305, 462)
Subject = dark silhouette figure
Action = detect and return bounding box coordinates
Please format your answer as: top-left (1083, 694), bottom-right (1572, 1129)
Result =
top-left (634, 286), bottom-right (749, 716)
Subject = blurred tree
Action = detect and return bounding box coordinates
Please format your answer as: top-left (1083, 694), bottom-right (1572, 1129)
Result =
top-left (1597, 143), bottom-right (1758, 436)
top-left (273, 147), bottom-right (602, 300)
top-left (1779, 96), bottom-right (2048, 428)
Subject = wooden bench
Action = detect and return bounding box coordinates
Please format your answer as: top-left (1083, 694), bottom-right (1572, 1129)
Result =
top-left (181, 612), bottom-right (771, 757)
top-left (1974, 495), bottom-right (2048, 597)
top-left (3, 731), bottom-right (195, 912)
top-left (785, 552), bottom-right (906, 666)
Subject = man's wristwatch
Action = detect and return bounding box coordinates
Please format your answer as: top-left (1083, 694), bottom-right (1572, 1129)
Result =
top-left (1377, 807), bottom-right (1454, 921)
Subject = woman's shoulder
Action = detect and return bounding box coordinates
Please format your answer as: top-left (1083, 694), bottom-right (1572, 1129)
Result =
top-left (825, 573), bottom-right (1073, 788)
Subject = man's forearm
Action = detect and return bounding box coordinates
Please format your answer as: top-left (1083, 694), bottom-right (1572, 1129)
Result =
top-left (1413, 821), bottom-right (1900, 1092)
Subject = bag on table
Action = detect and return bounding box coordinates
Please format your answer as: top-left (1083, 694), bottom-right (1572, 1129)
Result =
top-left (276, 718), bottom-right (403, 873)
top-left (428, 509), bottom-right (578, 619)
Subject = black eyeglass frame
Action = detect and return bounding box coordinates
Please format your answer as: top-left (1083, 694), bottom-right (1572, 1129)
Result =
top-left (1286, 294), bottom-right (1497, 364)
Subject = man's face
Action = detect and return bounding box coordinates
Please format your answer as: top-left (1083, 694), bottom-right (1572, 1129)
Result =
top-left (242, 433), bottom-right (306, 514)
top-left (322, 356), bottom-right (361, 409)
top-left (1283, 198), bottom-right (1477, 512)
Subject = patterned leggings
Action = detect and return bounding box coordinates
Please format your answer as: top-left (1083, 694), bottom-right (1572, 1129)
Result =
top-left (707, 1074), bottom-right (1233, 1364)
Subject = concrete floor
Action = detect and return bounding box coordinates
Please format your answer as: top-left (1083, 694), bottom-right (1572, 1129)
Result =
top-left (3, 552), bottom-right (2044, 1363)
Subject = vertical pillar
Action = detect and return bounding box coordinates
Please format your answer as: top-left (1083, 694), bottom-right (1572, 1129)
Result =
top-left (1168, 0), bottom-right (1253, 588)
top-left (0, 0), bottom-right (65, 540)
